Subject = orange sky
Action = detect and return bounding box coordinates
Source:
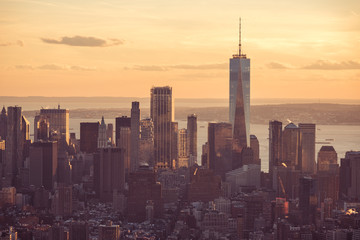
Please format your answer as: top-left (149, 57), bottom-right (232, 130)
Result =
top-left (0, 0), bottom-right (359, 99)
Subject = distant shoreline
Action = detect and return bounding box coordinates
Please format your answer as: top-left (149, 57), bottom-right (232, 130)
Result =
top-left (19, 103), bottom-right (360, 126)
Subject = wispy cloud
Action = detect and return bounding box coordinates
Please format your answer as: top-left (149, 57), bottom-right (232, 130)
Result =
top-left (267, 60), bottom-right (360, 70)
top-left (302, 60), bottom-right (360, 70)
top-left (15, 64), bottom-right (96, 71)
top-left (0, 40), bottom-right (24, 47)
top-left (128, 63), bottom-right (227, 71)
top-left (41, 36), bottom-right (123, 47)
top-left (267, 62), bottom-right (292, 69)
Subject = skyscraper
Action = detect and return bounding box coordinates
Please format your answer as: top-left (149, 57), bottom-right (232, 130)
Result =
top-left (317, 146), bottom-right (337, 172)
top-left (269, 120), bottom-right (282, 188)
top-left (299, 123), bottom-right (316, 174)
top-left (139, 118), bottom-right (154, 166)
top-left (98, 117), bottom-right (107, 148)
top-left (282, 123), bottom-right (300, 169)
top-left (250, 135), bottom-right (260, 165)
top-left (131, 102), bottom-right (140, 172)
top-left (150, 86), bottom-right (173, 169)
top-left (36, 106), bottom-right (69, 147)
top-left (208, 122), bottom-right (233, 180)
top-left (0, 107), bottom-right (7, 141)
top-left (80, 122), bottom-right (99, 154)
top-left (229, 20), bottom-right (250, 146)
top-left (187, 114), bottom-right (197, 165)
top-left (29, 141), bottom-right (58, 191)
top-left (178, 128), bottom-right (189, 168)
top-left (5, 106), bottom-right (25, 187)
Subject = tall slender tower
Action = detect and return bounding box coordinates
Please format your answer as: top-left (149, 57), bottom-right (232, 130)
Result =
top-left (299, 123), bottom-right (316, 174)
top-left (131, 102), bottom-right (140, 172)
top-left (187, 114), bottom-right (197, 166)
top-left (229, 19), bottom-right (250, 146)
top-left (150, 86), bottom-right (173, 168)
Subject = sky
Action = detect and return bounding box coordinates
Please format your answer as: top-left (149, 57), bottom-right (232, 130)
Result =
top-left (0, 0), bottom-right (359, 99)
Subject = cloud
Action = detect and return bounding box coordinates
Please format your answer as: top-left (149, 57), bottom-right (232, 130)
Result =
top-left (128, 63), bottom-right (228, 71)
top-left (0, 40), bottom-right (24, 47)
top-left (38, 64), bottom-right (67, 70)
top-left (15, 64), bottom-right (96, 71)
top-left (267, 62), bottom-right (291, 69)
top-left (41, 36), bottom-right (123, 47)
top-left (131, 65), bottom-right (168, 71)
top-left (302, 60), bottom-right (360, 70)
top-left (15, 65), bottom-right (33, 70)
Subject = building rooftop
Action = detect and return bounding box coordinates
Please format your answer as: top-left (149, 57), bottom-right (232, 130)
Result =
top-left (284, 123), bottom-right (298, 129)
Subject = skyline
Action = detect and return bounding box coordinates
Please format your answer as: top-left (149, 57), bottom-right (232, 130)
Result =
top-left (1, 0), bottom-right (360, 99)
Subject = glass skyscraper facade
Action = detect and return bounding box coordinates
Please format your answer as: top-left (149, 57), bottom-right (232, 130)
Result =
top-left (229, 56), bottom-right (250, 146)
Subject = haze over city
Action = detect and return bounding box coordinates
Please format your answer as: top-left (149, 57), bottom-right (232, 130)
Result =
top-left (1, 0), bottom-right (360, 99)
top-left (1, 1), bottom-right (360, 239)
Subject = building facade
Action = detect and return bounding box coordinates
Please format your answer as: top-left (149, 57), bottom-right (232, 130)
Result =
top-left (150, 86), bottom-right (173, 168)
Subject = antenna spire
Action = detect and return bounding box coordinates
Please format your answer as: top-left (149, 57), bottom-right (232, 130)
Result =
top-left (239, 17), bottom-right (242, 56)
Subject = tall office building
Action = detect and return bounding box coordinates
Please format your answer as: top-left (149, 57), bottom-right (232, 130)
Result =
top-left (229, 20), bottom-right (250, 146)
top-left (36, 106), bottom-right (69, 148)
top-left (95, 148), bottom-right (125, 202)
top-left (80, 122), bottom-right (99, 153)
top-left (269, 120), bottom-right (283, 184)
top-left (98, 117), bottom-right (107, 148)
top-left (106, 123), bottom-right (114, 146)
top-left (187, 114), bottom-right (197, 165)
top-left (5, 106), bottom-right (26, 187)
top-left (131, 102), bottom-right (140, 172)
top-left (317, 146), bottom-right (337, 172)
top-left (178, 128), bottom-right (189, 168)
top-left (250, 135), bottom-right (260, 165)
top-left (339, 151), bottom-right (360, 201)
top-left (150, 86), bottom-right (173, 169)
top-left (282, 123), bottom-right (300, 169)
top-left (299, 123), bottom-right (316, 174)
top-left (299, 176), bottom-right (317, 225)
top-left (115, 116), bottom-right (131, 147)
top-left (29, 141), bottom-right (58, 191)
top-left (35, 117), bottom-right (50, 141)
top-left (171, 121), bottom-right (178, 168)
top-left (0, 106), bottom-right (7, 140)
top-left (208, 122), bottom-right (233, 180)
top-left (139, 118), bottom-right (154, 166)
top-left (127, 166), bottom-right (163, 222)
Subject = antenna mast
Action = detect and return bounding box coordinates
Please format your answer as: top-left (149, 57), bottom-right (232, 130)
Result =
top-left (239, 17), bottom-right (242, 57)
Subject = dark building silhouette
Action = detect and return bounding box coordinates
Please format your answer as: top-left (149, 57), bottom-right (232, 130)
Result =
top-left (340, 151), bottom-right (360, 201)
top-left (36, 117), bottom-right (50, 141)
top-left (0, 106), bottom-right (7, 140)
top-left (29, 141), bottom-right (58, 191)
top-left (127, 165), bottom-right (163, 222)
top-left (69, 221), bottom-right (89, 240)
top-left (5, 106), bottom-right (28, 187)
top-left (106, 123), bottom-right (114, 146)
top-left (94, 148), bottom-right (125, 202)
top-left (299, 176), bottom-right (317, 225)
top-left (250, 135), bottom-right (260, 165)
top-left (80, 122), bottom-right (99, 153)
top-left (115, 116), bottom-right (131, 146)
top-left (150, 86), bottom-right (173, 169)
top-left (269, 120), bottom-right (282, 188)
top-left (187, 168), bottom-right (221, 202)
top-left (131, 102), bottom-right (140, 172)
top-left (299, 123), bottom-right (316, 174)
top-left (208, 122), bottom-right (233, 180)
top-left (187, 114), bottom-right (197, 165)
top-left (171, 121), bottom-right (178, 168)
top-left (282, 123), bottom-right (300, 169)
